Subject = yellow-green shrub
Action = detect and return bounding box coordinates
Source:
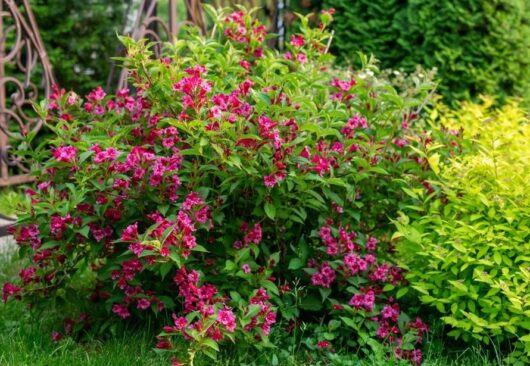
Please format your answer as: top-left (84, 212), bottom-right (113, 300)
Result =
top-left (394, 97), bottom-right (530, 361)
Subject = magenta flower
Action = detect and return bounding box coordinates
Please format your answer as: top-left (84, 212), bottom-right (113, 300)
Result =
top-left (121, 223), bottom-right (138, 241)
top-left (51, 331), bottom-right (62, 343)
top-left (2, 283), bottom-right (21, 303)
top-left (264, 174), bottom-right (276, 188)
top-left (290, 34), bottom-right (305, 47)
top-left (297, 53), bottom-right (308, 64)
top-left (242, 264), bottom-right (251, 273)
top-left (217, 308), bottom-right (236, 332)
top-left (394, 138), bottom-right (408, 148)
top-left (112, 303), bottom-right (131, 319)
top-left (87, 86), bottom-right (106, 101)
top-left (137, 298), bottom-right (151, 310)
top-left (52, 145), bottom-right (77, 163)
top-left (173, 315), bottom-right (188, 330)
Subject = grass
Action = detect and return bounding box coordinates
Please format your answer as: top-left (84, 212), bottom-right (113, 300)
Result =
top-left (0, 248), bottom-right (501, 365)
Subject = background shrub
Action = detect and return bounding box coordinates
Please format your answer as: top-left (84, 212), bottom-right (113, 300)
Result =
top-left (394, 97), bottom-right (530, 361)
top-left (321, 0), bottom-right (530, 104)
top-left (30, 0), bottom-right (127, 94)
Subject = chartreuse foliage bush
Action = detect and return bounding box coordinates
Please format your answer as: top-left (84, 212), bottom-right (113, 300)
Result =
top-left (322, 0), bottom-right (530, 104)
top-left (395, 97), bottom-right (530, 362)
top-left (3, 6), bottom-right (436, 365)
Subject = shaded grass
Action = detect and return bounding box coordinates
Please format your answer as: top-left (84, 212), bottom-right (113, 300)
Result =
top-left (0, 249), bottom-right (501, 365)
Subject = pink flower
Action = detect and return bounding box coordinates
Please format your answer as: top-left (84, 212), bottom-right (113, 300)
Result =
top-left (366, 236), bottom-right (378, 251)
top-left (94, 147), bottom-right (118, 164)
top-left (19, 267), bottom-right (36, 284)
top-left (242, 264), bottom-right (251, 273)
top-left (381, 304), bottom-right (400, 321)
top-left (332, 78), bottom-right (356, 91)
top-left (217, 308), bottom-right (236, 332)
top-left (173, 315), bottom-right (188, 330)
top-left (394, 138), bottom-right (408, 148)
top-left (87, 86), bottom-right (106, 101)
top-left (240, 60), bottom-right (251, 71)
top-left (264, 174), bottom-right (276, 188)
top-left (121, 223), bottom-right (138, 241)
top-left (311, 262), bottom-right (336, 288)
top-left (311, 155), bottom-right (330, 176)
top-left (243, 223), bottom-right (262, 245)
top-left (129, 243), bottom-right (145, 257)
top-left (112, 303), bottom-right (131, 319)
top-left (300, 146), bottom-right (311, 158)
top-left (349, 289), bottom-right (375, 312)
top-left (52, 146), bottom-right (77, 163)
top-left (317, 340), bottom-right (330, 349)
top-left (51, 331), bottom-right (62, 343)
top-left (2, 283), bottom-right (21, 303)
top-left (137, 298), bottom-right (151, 310)
top-left (297, 53), bottom-right (308, 64)
top-left (411, 349), bottom-right (422, 366)
top-left (331, 142), bottom-right (344, 153)
top-left (290, 34), bottom-right (305, 47)
top-left (67, 93), bottom-right (77, 105)
top-left (182, 192), bottom-right (204, 211)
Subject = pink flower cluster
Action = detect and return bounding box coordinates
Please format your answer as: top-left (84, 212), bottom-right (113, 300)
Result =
top-left (311, 262), bottom-right (336, 288)
top-left (2, 283), bottom-right (21, 303)
top-left (223, 10), bottom-right (266, 56)
top-left (233, 222), bottom-right (262, 249)
top-left (244, 288), bottom-right (277, 336)
top-left (52, 145), bottom-right (77, 163)
top-left (173, 65), bottom-right (212, 112)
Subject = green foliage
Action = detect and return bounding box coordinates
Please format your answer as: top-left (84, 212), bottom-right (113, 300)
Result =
top-left (30, 0), bottom-right (127, 93)
top-left (5, 7), bottom-right (437, 364)
top-left (0, 189), bottom-right (22, 218)
top-left (322, 0), bottom-right (530, 104)
top-left (0, 251), bottom-right (501, 366)
top-left (395, 98), bottom-right (530, 362)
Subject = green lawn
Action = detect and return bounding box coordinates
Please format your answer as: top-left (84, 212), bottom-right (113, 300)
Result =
top-left (0, 249), bottom-right (499, 365)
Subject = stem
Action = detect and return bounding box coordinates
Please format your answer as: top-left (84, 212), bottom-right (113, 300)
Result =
top-left (189, 349), bottom-right (196, 366)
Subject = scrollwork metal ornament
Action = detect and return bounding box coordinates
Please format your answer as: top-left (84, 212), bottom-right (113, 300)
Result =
top-left (0, 0), bottom-right (55, 186)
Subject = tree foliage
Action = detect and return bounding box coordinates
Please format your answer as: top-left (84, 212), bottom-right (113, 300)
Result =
top-left (322, 0), bottom-right (530, 104)
top-left (31, 0), bottom-right (128, 94)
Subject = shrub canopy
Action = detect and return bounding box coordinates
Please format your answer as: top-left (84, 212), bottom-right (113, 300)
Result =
top-left (4, 6), bottom-right (437, 365)
top-left (322, 0), bottom-right (530, 104)
top-left (395, 97), bottom-right (530, 361)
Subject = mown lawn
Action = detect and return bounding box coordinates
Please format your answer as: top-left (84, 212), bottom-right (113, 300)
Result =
top-left (0, 250), bottom-right (499, 366)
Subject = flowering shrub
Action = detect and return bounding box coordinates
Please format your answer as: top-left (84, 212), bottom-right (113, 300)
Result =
top-left (4, 6), bottom-right (436, 365)
top-left (394, 98), bottom-right (530, 362)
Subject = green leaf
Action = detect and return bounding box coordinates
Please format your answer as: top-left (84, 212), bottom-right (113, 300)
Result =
top-left (288, 258), bottom-right (304, 270)
top-left (264, 202), bottom-right (276, 220)
top-left (299, 294), bottom-right (323, 311)
top-left (396, 287), bottom-right (409, 299)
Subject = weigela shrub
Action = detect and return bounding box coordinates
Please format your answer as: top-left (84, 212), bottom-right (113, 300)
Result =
top-left (4, 6), bottom-right (434, 365)
top-left (395, 97), bottom-right (530, 362)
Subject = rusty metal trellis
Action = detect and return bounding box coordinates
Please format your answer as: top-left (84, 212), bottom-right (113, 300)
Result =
top-left (0, 0), bottom-right (55, 187)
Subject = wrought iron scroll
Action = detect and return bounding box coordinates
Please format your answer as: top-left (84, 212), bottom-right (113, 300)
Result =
top-left (116, 0), bottom-right (205, 90)
top-left (0, 0), bottom-right (55, 186)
